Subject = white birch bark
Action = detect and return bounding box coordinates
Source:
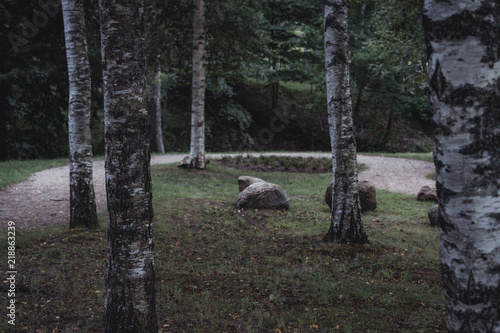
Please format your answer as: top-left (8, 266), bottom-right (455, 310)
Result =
top-left (61, 0), bottom-right (98, 229)
top-left (100, 0), bottom-right (157, 331)
top-left (323, 0), bottom-right (367, 244)
top-left (423, 1), bottom-right (500, 331)
top-left (189, 0), bottom-right (206, 169)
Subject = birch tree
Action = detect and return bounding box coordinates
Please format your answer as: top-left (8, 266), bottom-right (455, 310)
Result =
top-left (323, 0), bottom-right (367, 244)
top-left (61, 0), bottom-right (98, 229)
top-left (189, 0), bottom-right (207, 169)
top-left (150, 59), bottom-right (165, 154)
top-left (423, 1), bottom-right (500, 331)
top-left (100, 0), bottom-right (157, 331)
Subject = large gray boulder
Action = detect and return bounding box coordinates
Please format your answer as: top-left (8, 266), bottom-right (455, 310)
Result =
top-left (417, 184), bottom-right (438, 202)
top-left (236, 182), bottom-right (290, 210)
top-left (237, 176), bottom-right (266, 193)
top-left (324, 180), bottom-right (377, 212)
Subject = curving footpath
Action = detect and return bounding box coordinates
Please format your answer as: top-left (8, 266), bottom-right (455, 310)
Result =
top-left (0, 153), bottom-right (435, 230)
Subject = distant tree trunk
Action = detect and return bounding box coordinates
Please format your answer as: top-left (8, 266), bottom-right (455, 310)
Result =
top-left (100, 0), bottom-right (157, 331)
top-left (189, 0), bottom-right (206, 169)
top-left (271, 79), bottom-right (279, 110)
top-left (150, 59), bottom-right (165, 154)
top-left (270, 14), bottom-right (279, 111)
top-left (360, 0), bottom-right (366, 35)
top-left (352, 74), bottom-right (371, 123)
top-left (323, 0), bottom-right (367, 244)
top-left (62, 0), bottom-right (98, 229)
top-left (380, 8), bottom-right (422, 149)
top-left (423, 1), bottom-right (500, 332)
top-left (379, 109), bottom-right (394, 149)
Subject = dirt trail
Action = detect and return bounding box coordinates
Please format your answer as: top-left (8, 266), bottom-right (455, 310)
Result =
top-left (0, 153), bottom-right (435, 230)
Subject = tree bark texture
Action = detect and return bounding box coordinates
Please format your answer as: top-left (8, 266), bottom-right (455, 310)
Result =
top-left (150, 60), bottom-right (165, 154)
top-left (423, 1), bottom-right (500, 332)
top-left (323, 0), bottom-right (367, 244)
top-left (189, 0), bottom-right (206, 169)
top-left (100, 0), bottom-right (157, 331)
top-left (62, 0), bottom-right (98, 229)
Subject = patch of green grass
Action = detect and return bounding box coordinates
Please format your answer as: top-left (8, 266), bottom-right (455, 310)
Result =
top-left (360, 152), bottom-right (434, 162)
top-left (0, 158), bottom-right (70, 190)
top-left (2, 163), bottom-right (445, 332)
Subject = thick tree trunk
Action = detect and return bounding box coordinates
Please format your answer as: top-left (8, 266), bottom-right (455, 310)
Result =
top-left (62, 0), bottom-right (98, 229)
top-left (323, 0), bottom-right (367, 244)
top-left (189, 0), bottom-right (206, 169)
top-left (423, 1), bottom-right (500, 331)
top-left (150, 60), bottom-right (165, 154)
top-left (100, 0), bottom-right (157, 331)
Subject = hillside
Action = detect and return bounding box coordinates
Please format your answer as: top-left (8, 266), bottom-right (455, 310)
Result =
top-left (162, 80), bottom-right (433, 154)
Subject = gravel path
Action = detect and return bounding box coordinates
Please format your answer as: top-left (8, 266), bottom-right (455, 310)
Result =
top-left (0, 153), bottom-right (435, 230)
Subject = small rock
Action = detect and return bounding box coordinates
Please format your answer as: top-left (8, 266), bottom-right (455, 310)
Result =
top-left (236, 182), bottom-right (290, 210)
top-left (177, 155), bottom-right (190, 168)
top-left (324, 180), bottom-right (377, 212)
top-left (358, 180), bottom-right (377, 212)
top-left (428, 205), bottom-right (440, 226)
top-left (237, 176), bottom-right (266, 193)
top-left (417, 184), bottom-right (438, 202)
top-left (324, 183), bottom-right (333, 209)
top-left (178, 156), bottom-right (210, 169)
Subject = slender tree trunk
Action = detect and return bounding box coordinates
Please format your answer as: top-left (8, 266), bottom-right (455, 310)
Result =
top-left (62, 0), bottom-right (98, 229)
top-left (380, 8), bottom-right (422, 149)
top-left (360, 0), bottom-right (366, 35)
top-left (323, 0), bottom-right (367, 244)
top-left (189, 0), bottom-right (206, 169)
top-left (271, 80), bottom-right (279, 110)
top-left (353, 74), bottom-right (370, 123)
top-left (100, 0), bottom-right (157, 331)
top-left (423, 1), bottom-right (500, 331)
top-left (150, 59), bottom-right (165, 154)
top-left (379, 109), bottom-right (394, 149)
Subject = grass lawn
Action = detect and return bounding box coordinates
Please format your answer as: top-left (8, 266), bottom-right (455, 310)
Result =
top-left (359, 152), bottom-right (433, 162)
top-left (1, 162), bottom-right (444, 332)
top-left (0, 158), bottom-right (69, 190)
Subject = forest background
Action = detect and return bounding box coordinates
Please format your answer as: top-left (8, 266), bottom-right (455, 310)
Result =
top-left (0, 0), bottom-right (430, 160)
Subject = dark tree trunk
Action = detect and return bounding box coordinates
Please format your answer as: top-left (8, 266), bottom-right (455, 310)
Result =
top-left (271, 80), bottom-right (279, 110)
top-left (379, 109), bottom-right (394, 149)
top-left (323, 0), bottom-right (368, 244)
top-left (352, 74), bottom-right (371, 123)
top-left (379, 8), bottom-right (422, 150)
top-left (423, 1), bottom-right (500, 331)
top-left (62, 0), bottom-right (98, 229)
top-left (100, 0), bottom-right (157, 331)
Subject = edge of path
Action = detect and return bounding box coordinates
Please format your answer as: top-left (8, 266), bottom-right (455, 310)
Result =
top-left (0, 152), bottom-right (435, 230)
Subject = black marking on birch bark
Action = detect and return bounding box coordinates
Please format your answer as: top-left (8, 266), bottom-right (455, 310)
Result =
top-left (424, 3), bottom-right (500, 68)
top-left (441, 255), bottom-right (500, 328)
top-left (442, 82), bottom-right (500, 188)
top-left (326, 50), bottom-right (348, 66)
top-left (436, 180), bottom-right (457, 205)
top-left (430, 60), bottom-right (447, 101)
